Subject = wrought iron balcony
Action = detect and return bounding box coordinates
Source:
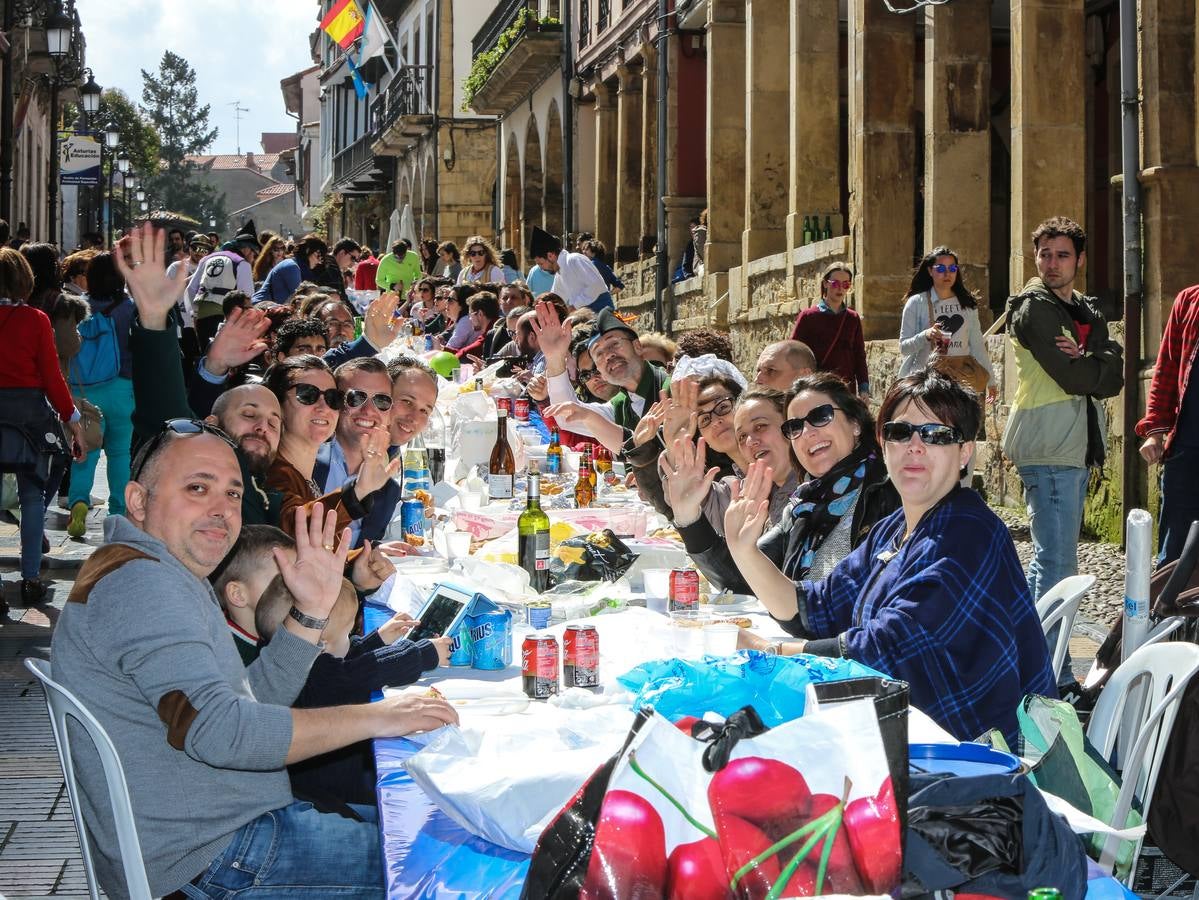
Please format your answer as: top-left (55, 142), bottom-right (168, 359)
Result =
top-left (473, 0), bottom-right (538, 58)
top-left (370, 64), bottom-right (435, 156)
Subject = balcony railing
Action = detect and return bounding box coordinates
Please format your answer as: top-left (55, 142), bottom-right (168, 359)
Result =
top-left (578, 0), bottom-right (590, 48)
top-left (473, 0), bottom-right (538, 58)
top-left (370, 64), bottom-right (433, 138)
top-left (332, 134), bottom-right (374, 185)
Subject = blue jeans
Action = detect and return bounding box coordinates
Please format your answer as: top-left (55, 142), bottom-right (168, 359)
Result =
top-left (1158, 446), bottom-right (1199, 566)
top-left (68, 376), bottom-right (134, 515)
top-left (16, 456), bottom-right (65, 579)
top-left (181, 801), bottom-right (384, 898)
top-left (1019, 464), bottom-right (1090, 682)
top-left (586, 292), bottom-right (615, 313)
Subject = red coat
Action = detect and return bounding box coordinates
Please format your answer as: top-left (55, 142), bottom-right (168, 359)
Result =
top-left (789, 303), bottom-right (870, 393)
top-left (0, 304), bottom-right (77, 420)
top-left (1137, 284), bottom-right (1199, 451)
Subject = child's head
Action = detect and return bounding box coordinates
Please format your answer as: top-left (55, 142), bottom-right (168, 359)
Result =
top-left (211, 525), bottom-right (296, 633)
top-left (255, 574), bottom-right (358, 658)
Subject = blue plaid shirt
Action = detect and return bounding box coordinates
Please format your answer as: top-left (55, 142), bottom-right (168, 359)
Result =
top-left (793, 487), bottom-right (1056, 743)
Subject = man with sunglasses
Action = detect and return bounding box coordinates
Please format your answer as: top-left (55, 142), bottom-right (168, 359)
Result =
top-left (51, 424), bottom-right (458, 898)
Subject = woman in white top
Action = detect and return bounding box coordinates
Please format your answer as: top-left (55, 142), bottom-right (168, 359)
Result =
top-left (898, 246), bottom-right (995, 403)
top-left (455, 236), bottom-right (506, 286)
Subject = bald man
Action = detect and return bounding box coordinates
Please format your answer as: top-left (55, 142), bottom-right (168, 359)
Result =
top-left (753, 340), bottom-right (817, 392)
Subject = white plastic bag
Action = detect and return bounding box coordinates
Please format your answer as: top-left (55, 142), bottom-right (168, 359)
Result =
top-left (449, 391), bottom-right (526, 481)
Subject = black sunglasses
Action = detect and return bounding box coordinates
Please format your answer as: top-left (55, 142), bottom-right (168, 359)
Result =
top-left (697, 396), bottom-right (735, 429)
top-left (882, 421), bottom-right (964, 446)
top-left (132, 419), bottom-right (237, 481)
top-left (289, 383), bottom-right (344, 410)
top-left (781, 404), bottom-right (840, 439)
top-left (578, 367), bottom-right (603, 382)
top-left (344, 390), bottom-right (394, 412)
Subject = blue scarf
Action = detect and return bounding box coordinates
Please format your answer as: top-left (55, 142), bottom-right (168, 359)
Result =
top-left (791, 445), bottom-right (881, 573)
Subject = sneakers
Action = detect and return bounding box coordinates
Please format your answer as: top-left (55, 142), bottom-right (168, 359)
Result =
top-left (67, 501), bottom-right (89, 538)
top-left (20, 579), bottom-right (49, 605)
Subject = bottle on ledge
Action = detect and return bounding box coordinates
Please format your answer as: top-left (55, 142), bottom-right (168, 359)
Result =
top-left (489, 407), bottom-right (515, 502)
top-left (801, 215), bottom-right (813, 245)
top-left (518, 469), bottom-right (551, 592)
top-left (545, 427), bottom-right (563, 475)
top-left (823, 215), bottom-right (833, 241)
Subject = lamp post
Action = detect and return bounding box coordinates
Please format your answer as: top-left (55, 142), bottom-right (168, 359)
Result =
top-left (124, 172), bottom-right (137, 232)
top-left (102, 125), bottom-right (119, 243)
top-left (114, 154), bottom-right (129, 236)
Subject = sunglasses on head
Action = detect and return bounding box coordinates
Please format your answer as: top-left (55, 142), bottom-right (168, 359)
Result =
top-left (781, 404), bottom-right (840, 439)
top-left (132, 418), bottom-right (236, 481)
top-left (697, 396), bottom-right (735, 429)
top-left (932, 263), bottom-right (959, 274)
top-left (289, 383), bottom-right (344, 410)
top-left (882, 421), bottom-right (963, 445)
top-left (344, 390), bottom-right (393, 412)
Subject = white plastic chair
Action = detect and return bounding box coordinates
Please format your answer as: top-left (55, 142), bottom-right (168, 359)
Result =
top-left (24, 657), bottom-right (153, 900)
top-left (1084, 641), bottom-right (1199, 882)
top-left (1035, 574), bottom-right (1096, 677)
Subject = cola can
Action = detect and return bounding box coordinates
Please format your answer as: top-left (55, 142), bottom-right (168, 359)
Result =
top-left (514, 397), bottom-right (530, 421)
top-left (669, 568), bottom-right (700, 612)
top-left (495, 396), bottom-right (512, 416)
top-left (522, 633), bottom-right (559, 699)
top-left (563, 624), bottom-right (599, 689)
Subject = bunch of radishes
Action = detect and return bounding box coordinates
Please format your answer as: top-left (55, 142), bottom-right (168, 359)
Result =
top-left (579, 754), bottom-right (901, 899)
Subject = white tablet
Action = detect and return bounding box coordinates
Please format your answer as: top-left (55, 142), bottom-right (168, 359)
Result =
top-left (407, 582), bottom-right (475, 642)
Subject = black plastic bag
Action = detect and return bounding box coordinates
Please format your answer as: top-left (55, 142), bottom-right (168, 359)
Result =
top-left (549, 529), bottom-right (638, 583)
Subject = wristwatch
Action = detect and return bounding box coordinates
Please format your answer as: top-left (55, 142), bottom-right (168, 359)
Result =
top-left (288, 606), bottom-right (329, 630)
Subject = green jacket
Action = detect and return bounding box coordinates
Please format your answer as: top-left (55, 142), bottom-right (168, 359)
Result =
top-left (376, 250), bottom-right (423, 293)
top-left (1001, 278), bottom-right (1123, 468)
top-left (129, 321), bottom-right (282, 526)
top-left (611, 361), bottom-right (671, 433)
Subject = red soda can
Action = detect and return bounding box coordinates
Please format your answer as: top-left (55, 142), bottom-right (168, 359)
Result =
top-left (522, 633), bottom-right (559, 699)
top-left (514, 397), bottom-right (530, 421)
top-left (563, 624), bottom-right (599, 689)
top-left (495, 397), bottom-right (512, 416)
top-left (669, 568), bottom-right (700, 612)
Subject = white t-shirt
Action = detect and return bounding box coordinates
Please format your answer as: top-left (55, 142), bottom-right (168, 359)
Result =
top-left (551, 250), bottom-right (609, 309)
top-left (168, 259), bottom-right (197, 328)
top-left (931, 293), bottom-right (968, 357)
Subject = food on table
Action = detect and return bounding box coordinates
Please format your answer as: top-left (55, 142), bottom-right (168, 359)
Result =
top-left (647, 525), bottom-right (682, 543)
top-left (716, 616), bottom-right (753, 629)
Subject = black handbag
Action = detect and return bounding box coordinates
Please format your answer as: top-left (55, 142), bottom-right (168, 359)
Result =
top-left (0, 387), bottom-right (69, 483)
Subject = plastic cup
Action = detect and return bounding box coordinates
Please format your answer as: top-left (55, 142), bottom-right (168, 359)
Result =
top-left (461, 492), bottom-right (483, 511)
top-left (645, 593), bottom-right (669, 615)
top-left (643, 568), bottom-right (672, 600)
top-left (669, 609), bottom-right (708, 659)
top-left (703, 622), bottom-right (741, 656)
top-left (445, 530), bottom-right (472, 560)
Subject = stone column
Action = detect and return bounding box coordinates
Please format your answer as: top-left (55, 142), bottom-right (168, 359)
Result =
top-left (787, 0), bottom-right (840, 255)
top-left (614, 64), bottom-right (643, 263)
top-left (1140, 0), bottom-right (1199, 352)
top-left (924, 0), bottom-right (991, 317)
top-left (639, 43), bottom-right (658, 258)
top-left (1009, 0), bottom-right (1086, 293)
top-left (742, 0), bottom-right (789, 264)
top-left (848, 0), bottom-right (916, 340)
top-left (704, 0), bottom-right (746, 275)
top-left (592, 79), bottom-right (618, 256)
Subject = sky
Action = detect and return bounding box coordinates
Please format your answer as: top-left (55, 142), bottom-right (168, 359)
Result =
top-left (73, 0), bottom-right (321, 156)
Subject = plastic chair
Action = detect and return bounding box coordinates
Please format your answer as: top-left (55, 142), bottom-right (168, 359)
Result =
top-left (24, 658), bottom-right (153, 900)
top-left (1084, 641), bottom-right (1199, 882)
top-left (1035, 574), bottom-right (1096, 676)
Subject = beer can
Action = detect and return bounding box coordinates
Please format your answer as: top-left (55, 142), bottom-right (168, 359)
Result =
top-left (522, 633), bottom-right (560, 699)
top-left (495, 396), bottom-right (512, 416)
top-left (448, 625), bottom-right (473, 666)
top-left (563, 624), bottom-right (599, 689)
top-left (514, 397), bottom-right (530, 421)
top-left (669, 568), bottom-right (700, 612)
top-left (468, 608), bottom-right (513, 670)
top-left (527, 600), bottom-right (552, 630)
top-left (400, 499), bottom-right (425, 542)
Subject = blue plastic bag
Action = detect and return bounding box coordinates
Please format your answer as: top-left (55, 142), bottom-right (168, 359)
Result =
top-left (616, 651), bottom-right (887, 726)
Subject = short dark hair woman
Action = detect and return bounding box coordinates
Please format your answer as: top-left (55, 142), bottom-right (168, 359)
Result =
top-left (728, 370), bottom-right (1054, 743)
top-left (254, 234), bottom-right (328, 304)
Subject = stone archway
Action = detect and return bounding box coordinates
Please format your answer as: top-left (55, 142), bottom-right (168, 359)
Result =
top-left (504, 134), bottom-right (522, 265)
top-left (544, 101), bottom-right (564, 240)
top-left (522, 116), bottom-right (544, 264)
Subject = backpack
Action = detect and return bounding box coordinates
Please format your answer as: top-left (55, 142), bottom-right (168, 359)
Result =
top-left (70, 303), bottom-right (121, 387)
top-left (194, 254), bottom-right (241, 319)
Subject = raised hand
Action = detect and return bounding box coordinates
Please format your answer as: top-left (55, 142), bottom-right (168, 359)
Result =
top-left (364, 291), bottom-right (401, 349)
top-left (631, 393), bottom-right (669, 448)
top-left (662, 434), bottom-right (721, 528)
top-left (356, 427), bottom-right (402, 497)
top-left (723, 459), bottom-right (774, 553)
top-left (205, 306), bottom-right (271, 376)
top-left (661, 381), bottom-right (696, 442)
top-left (530, 300), bottom-right (572, 364)
top-left (113, 225), bottom-right (187, 330)
top-left (349, 538), bottom-right (397, 592)
top-left (275, 502), bottom-right (352, 624)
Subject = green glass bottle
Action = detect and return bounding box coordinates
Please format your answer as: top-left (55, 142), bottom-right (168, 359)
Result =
top-left (1028, 889), bottom-right (1062, 900)
top-left (518, 470), bottom-right (551, 592)
top-left (801, 215), bottom-right (812, 245)
top-left (823, 215), bottom-right (833, 240)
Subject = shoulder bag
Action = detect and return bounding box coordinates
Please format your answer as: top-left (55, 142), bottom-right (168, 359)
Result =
top-left (926, 293), bottom-right (989, 397)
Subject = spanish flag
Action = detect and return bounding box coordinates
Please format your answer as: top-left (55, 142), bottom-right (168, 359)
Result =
top-left (321, 0), bottom-right (366, 50)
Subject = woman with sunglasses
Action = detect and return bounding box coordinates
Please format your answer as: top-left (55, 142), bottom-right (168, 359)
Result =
top-left (440, 284), bottom-right (480, 352)
top-left (455, 236), bottom-right (505, 286)
top-left (728, 371), bottom-right (1054, 743)
top-left (898, 245), bottom-right (995, 403)
top-left (788, 261), bottom-right (870, 399)
top-left (676, 373), bottom-right (899, 593)
top-left (263, 356), bottom-right (398, 542)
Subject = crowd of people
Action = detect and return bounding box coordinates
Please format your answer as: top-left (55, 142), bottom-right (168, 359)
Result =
top-left (0, 209), bottom-right (1157, 897)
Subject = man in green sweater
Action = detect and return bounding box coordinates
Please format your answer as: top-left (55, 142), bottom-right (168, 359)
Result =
top-left (50, 428), bottom-right (459, 897)
top-left (375, 238), bottom-right (422, 293)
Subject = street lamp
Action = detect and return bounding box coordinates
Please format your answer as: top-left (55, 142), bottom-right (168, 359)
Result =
top-left (116, 155), bottom-right (129, 174)
top-left (135, 188), bottom-right (145, 202)
top-left (45, 6), bottom-right (73, 58)
top-left (103, 125), bottom-right (119, 149)
top-left (79, 68), bottom-right (101, 116)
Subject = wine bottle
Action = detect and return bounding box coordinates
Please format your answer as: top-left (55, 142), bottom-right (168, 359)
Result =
top-left (823, 215), bottom-right (833, 240)
top-left (489, 408), bottom-right (515, 501)
top-left (801, 215), bottom-right (812, 245)
top-left (545, 427), bottom-right (563, 475)
top-left (518, 470), bottom-right (551, 592)
top-left (574, 453), bottom-right (594, 508)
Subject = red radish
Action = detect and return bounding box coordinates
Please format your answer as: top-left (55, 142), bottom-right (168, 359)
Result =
top-left (580, 791), bottom-right (668, 900)
top-left (802, 794), bottom-right (864, 894)
top-left (844, 778), bottom-right (902, 892)
top-left (667, 837), bottom-right (728, 900)
top-left (707, 757), bottom-right (811, 824)
top-left (716, 813), bottom-right (781, 900)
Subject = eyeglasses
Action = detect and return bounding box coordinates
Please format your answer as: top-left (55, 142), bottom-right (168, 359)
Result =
top-left (697, 397), bottom-right (735, 429)
top-left (591, 334), bottom-right (632, 362)
top-left (574, 367), bottom-right (600, 382)
top-left (781, 404), bottom-right (840, 439)
top-left (932, 264), bottom-right (959, 274)
top-left (467, 249), bottom-right (485, 257)
top-left (289, 383), bottom-right (344, 410)
top-left (131, 418), bottom-right (236, 481)
top-left (881, 421), bottom-right (964, 445)
top-left (419, 286), bottom-right (432, 294)
top-left (348, 254), bottom-right (361, 264)
top-left (344, 390), bottom-right (393, 412)
top-left (826, 279), bottom-right (852, 290)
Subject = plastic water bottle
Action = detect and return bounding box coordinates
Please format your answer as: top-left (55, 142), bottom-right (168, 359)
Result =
top-left (423, 407), bottom-right (447, 485)
top-left (401, 431), bottom-right (432, 498)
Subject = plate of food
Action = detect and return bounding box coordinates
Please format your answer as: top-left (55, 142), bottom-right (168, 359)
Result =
top-left (700, 592), bottom-right (761, 613)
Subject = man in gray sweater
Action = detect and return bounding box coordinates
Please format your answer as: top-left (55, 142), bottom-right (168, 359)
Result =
top-left (50, 422), bottom-right (457, 898)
